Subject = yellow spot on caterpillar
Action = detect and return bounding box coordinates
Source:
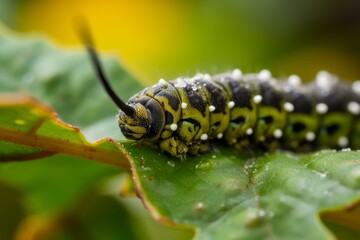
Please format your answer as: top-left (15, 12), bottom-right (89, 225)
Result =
top-left (259, 136), bottom-right (265, 142)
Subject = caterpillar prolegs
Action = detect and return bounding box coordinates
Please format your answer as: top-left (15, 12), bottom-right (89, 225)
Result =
top-left (83, 41), bottom-right (360, 158)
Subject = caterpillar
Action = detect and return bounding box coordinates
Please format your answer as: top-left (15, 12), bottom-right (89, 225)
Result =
top-left (81, 32), bottom-right (360, 158)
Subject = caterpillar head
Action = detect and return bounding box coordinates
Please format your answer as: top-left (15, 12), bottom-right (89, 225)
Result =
top-left (118, 102), bottom-right (151, 140)
top-left (118, 96), bottom-right (165, 140)
top-left (83, 45), bottom-right (154, 140)
top-left (80, 25), bottom-right (164, 141)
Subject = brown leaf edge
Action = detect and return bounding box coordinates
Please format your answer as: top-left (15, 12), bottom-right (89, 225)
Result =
top-left (321, 199), bottom-right (360, 232)
top-left (123, 147), bottom-right (196, 231)
top-left (0, 93), bottom-right (130, 169)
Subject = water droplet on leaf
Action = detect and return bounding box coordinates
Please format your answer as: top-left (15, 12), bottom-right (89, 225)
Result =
top-left (195, 160), bottom-right (212, 170)
top-left (194, 202), bottom-right (205, 212)
top-left (245, 208), bottom-right (266, 228)
top-left (167, 161), bottom-right (175, 167)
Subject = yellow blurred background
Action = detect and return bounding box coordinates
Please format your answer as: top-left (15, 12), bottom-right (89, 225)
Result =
top-left (3, 0), bottom-right (360, 85)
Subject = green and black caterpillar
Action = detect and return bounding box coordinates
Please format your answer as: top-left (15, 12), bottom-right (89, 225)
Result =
top-left (82, 34), bottom-right (360, 158)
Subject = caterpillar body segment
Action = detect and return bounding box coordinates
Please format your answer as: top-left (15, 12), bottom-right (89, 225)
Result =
top-left (117, 70), bottom-right (360, 157)
top-left (79, 22), bottom-right (359, 157)
top-left (81, 34), bottom-right (360, 157)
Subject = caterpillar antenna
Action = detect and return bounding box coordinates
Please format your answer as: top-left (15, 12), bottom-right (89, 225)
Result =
top-left (77, 20), bottom-right (135, 116)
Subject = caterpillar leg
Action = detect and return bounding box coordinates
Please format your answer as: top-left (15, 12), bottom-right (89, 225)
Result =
top-left (232, 138), bottom-right (251, 149)
top-left (188, 143), bottom-right (210, 155)
top-left (160, 137), bottom-right (188, 157)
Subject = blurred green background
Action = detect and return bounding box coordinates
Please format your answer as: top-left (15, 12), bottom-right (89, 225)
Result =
top-left (1, 0), bottom-right (360, 239)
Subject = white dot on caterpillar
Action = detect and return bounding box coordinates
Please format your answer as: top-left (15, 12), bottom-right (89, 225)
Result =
top-left (284, 102), bottom-right (294, 112)
top-left (158, 78), bottom-right (167, 86)
top-left (306, 132), bottom-right (316, 141)
top-left (338, 136), bottom-right (349, 147)
top-left (174, 78), bottom-right (187, 88)
top-left (273, 129), bottom-right (283, 138)
top-left (209, 105), bottom-right (216, 112)
top-left (315, 71), bottom-right (337, 92)
top-left (352, 80), bottom-right (360, 94)
top-left (200, 133), bottom-right (208, 141)
top-left (246, 128), bottom-right (253, 135)
top-left (347, 101), bottom-right (360, 115)
top-left (287, 74), bottom-right (302, 87)
top-left (316, 103), bottom-right (328, 114)
top-left (228, 101), bottom-right (235, 108)
top-left (181, 102), bottom-right (187, 109)
top-left (231, 69), bottom-right (242, 79)
top-left (217, 133), bottom-right (223, 139)
top-left (258, 69), bottom-right (272, 80)
top-left (193, 73), bottom-right (204, 81)
top-left (316, 71), bottom-right (329, 81)
top-left (170, 123), bottom-right (178, 131)
top-left (203, 74), bottom-right (211, 81)
top-left (191, 84), bottom-right (198, 91)
top-left (253, 95), bottom-right (263, 104)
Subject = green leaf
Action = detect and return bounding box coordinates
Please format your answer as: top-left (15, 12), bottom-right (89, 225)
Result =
top-left (1, 21), bottom-right (359, 240)
top-left (12, 189), bottom-right (142, 240)
top-left (0, 93), bottom-right (128, 168)
top-left (0, 24), bottom-right (194, 240)
top-left (124, 141), bottom-right (360, 239)
top-left (0, 155), bottom-right (119, 213)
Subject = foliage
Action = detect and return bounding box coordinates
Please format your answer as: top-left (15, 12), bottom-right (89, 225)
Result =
top-left (0, 28), bottom-right (191, 240)
top-left (0, 26), bottom-right (360, 240)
